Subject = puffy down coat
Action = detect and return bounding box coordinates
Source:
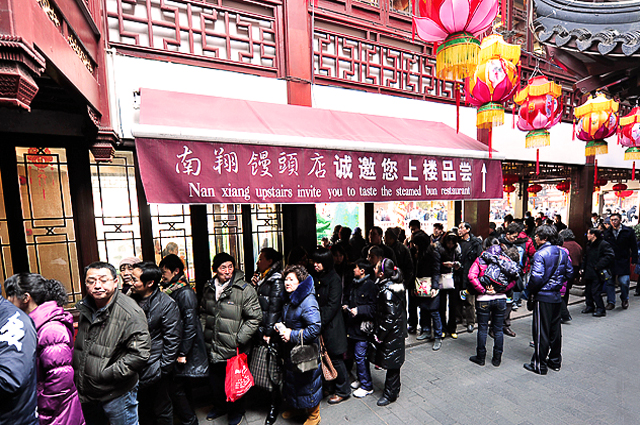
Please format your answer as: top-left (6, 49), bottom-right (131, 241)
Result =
top-left (30, 301), bottom-right (84, 425)
top-left (74, 290), bottom-right (151, 403)
top-left (130, 288), bottom-right (182, 388)
top-left (369, 277), bottom-right (406, 370)
top-left (281, 276), bottom-right (322, 410)
top-left (201, 271), bottom-right (262, 363)
top-left (527, 242), bottom-right (574, 303)
top-left (162, 275), bottom-right (209, 378)
top-left (255, 262), bottom-right (284, 340)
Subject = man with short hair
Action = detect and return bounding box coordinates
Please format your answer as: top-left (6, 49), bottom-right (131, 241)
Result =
top-left (361, 226), bottom-right (396, 263)
top-left (602, 213), bottom-right (637, 309)
top-left (335, 226), bottom-right (357, 263)
top-left (458, 222), bottom-right (482, 333)
top-left (0, 292), bottom-right (38, 425)
top-left (524, 225), bottom-right (573, 375)
top-left (367, 245), bottom-right (385, 269)
top-left (553, 215), bottom-right (567, 232)
top-left (430, 223), bottom-right (445, 245)
top-left (74, 261), bottom-right (151, 425)
top-left (581, 228), bottom-right (614, 317)
top-left (130, 262), bottom-right (182, 425)
top-left (159, 254), bottom-right (209, 425)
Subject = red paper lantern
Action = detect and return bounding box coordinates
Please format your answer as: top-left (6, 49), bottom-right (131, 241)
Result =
top-left (527, 184), bottom-right (543, 197)
top-left (514, 76), bottom-right (563, 149)
top-left (503, 184), bottom-right (516, 193)
top-left (615, 190), bottom-right (634, 199)
top-left (503, 174), bottom-right (519, 186)
top-left (555, 181), bottom-right (570, 193)
top-left (612, 183), bottom-right (628, 192)
top-left (593, 177), bottom-right (608, 192)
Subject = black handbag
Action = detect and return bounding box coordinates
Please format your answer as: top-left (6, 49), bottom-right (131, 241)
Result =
top-left (290, 330), bottom-right (319, 373)
top-left (599, 269), bottom-right (613, 286)
top-left (249, 343), bottom-right (282, 390)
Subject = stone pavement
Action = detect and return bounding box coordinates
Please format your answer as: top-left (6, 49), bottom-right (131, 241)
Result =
top-left (197, 292), bottom-right (640, 425)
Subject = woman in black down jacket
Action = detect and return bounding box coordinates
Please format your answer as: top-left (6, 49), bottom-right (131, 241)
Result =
top-left (413, 234), bottom-right (443, 351)
top-left (369, 258), bottom-right (406, 406)
top-left (250, 247), bottom-right (285, 425)
top-left (312, 248), bottom-right (351, 405)
top-left (159, 255), bottom-right (209, 425)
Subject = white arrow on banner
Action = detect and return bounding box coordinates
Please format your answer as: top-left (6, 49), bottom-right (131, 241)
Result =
top-left (481, 164), bottom-right (487, 193)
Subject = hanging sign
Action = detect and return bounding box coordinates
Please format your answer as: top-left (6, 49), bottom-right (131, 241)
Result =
top-left (136, 138), bottom-right (503, 204)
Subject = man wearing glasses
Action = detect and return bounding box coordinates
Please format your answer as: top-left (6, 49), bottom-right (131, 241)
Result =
top-left (603, 213), bottom-right (638, 310)
top-left (74, 261), bottom-right (151, 425)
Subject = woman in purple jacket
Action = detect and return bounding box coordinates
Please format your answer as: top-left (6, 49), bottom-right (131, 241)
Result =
top-left (5, 273), bottom-right (85, 425)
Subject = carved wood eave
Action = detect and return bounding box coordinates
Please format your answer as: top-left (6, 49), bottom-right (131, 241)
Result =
top-left (0, 36), bottom-right (47, 111)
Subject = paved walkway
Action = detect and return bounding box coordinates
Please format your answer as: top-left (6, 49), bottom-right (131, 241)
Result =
top-left (198, 292), bottom-right (640, 425)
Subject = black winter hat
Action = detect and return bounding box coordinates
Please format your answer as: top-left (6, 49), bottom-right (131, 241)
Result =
top-left (212, 252), bottom-right (236, 273)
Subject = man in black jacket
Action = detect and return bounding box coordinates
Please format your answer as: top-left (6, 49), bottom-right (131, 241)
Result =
top-left (160, 255), bottom-right (209, 425)
top-left (603, 213), bottom-right (638, 310)
top-left (131, 262), bottom-right (182, 425)
top-left (0, 294), bottom-right (38, 425)
top-left (458, 222), bottom-right (482, 333)
top-left (360, 226), bottom-right (396, 263)
top-left (581, 228), bottom-right (615, 317)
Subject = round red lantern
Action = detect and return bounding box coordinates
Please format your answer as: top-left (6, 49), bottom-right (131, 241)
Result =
top-left (593, 177), bottom-right (608, 192)
top-left (465, 34), bottom-right (521, 129)
top-left (612, 183), bottom-right (628, 192)
top-left (527, 184), bottom-right (543, 197)
top-left (503, 174), bottom-right (519, 186)
top-left (574, 93), bottom-right (619, 156)
top-left (615, 190), bottom-right (634, 199)
top-left (555, 181), bottom-right (570, 193)
top-left (412, 0), bottom-right (498, 81)
top-left (503, 184), bottom-right (516, 193)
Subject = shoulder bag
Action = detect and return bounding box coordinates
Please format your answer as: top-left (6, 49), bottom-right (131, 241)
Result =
top-left (415, 276), bottom-right (439, 298)
top-left (441, 273), bottom-right (455, 290)
top-left (319, 336), bottom-right (338, 381)
top-left (290, 330), bottom-right (319, 373)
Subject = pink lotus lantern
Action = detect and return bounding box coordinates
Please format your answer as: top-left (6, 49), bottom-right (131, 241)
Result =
top-left (412, 0), bottom-right (499, 81)
top-left (574, 93), bottom-right (619, 156)
top-left (620, 107), bottom-right (640, 159)
top-left (465, 34), bottom-right (521, 129)
top-left (513, 75), bottom-right (563, 149)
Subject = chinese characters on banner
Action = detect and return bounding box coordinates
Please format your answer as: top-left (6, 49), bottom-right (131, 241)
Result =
top-left (136, 138), bottom-right (503, 204)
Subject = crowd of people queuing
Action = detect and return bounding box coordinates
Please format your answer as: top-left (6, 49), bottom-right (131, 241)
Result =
top-left (1, 208), bottom-right (637, 425)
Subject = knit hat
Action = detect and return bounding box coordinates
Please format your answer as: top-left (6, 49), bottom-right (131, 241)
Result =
top-left (119, 256), bottom-right (142, 268)
top-left (212, 253), bottom-right (236, 272)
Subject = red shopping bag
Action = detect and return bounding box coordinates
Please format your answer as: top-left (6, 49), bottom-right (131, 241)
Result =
top-left (225, 348), bottom-right (254, 402)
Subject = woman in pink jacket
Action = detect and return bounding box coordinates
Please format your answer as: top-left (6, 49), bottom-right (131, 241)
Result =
top-left (5, 273), bottom-right (85, 425)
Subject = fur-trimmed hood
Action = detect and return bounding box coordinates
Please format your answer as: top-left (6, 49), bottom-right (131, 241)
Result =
top-left (287, 275), bottom-right (315, 306)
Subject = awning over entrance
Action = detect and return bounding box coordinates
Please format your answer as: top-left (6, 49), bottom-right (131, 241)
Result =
top-left (134, 88), bottom-right (503, 204)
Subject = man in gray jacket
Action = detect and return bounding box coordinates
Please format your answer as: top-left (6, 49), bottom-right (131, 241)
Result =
top-left (74, 261), bottom-right (151, 425)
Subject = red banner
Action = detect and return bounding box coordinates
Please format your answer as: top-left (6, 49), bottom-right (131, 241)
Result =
top-left (136, 138), bottom-right (503, 204)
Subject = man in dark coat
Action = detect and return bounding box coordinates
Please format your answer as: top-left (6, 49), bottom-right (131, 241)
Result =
top-left (458, 222), bottom-right (482, 333)
top-left (384, 228), bottom-right (414, 294)
top-left (0, 294), bottom-right (38, 425)
top-left (360, 226), bottom-right (396, 263)
top-left (159, 254), bottom-right (209, 425)
top-left (524, 225), bottom-right (573, 375)
top-left (581, 228), bottom-right (615, 317)
top-left (312, 248), bottom-right (350, 405)
top-left (74, 262), bottom-right (151, 425)
top-left (603, 212), bottom-right (638, 310)
top-left (130, 262), bottom-right (182, 425)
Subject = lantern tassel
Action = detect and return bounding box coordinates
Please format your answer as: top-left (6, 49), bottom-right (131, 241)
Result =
top-left (477, 103), bottom-right (505, 128)
top-left (501, 0), bottom-right (506, 26)
top-left (512, 104), bottom-right (516, 129)
top-left (633, 161), bottom-right (636, 181)
top-left (455, 83), bottom-right (460, 133)
top-left (594, 159), bottom-right (598, 185)
top-left (536, 148), bottom-right (540, 175)
top-left (572, 118), bottom-right (575, 141)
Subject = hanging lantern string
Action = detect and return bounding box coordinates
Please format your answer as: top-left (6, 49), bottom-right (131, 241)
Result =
top-left (594, 159), bottom-right (598, 185)
top-left (488, 128), bottom-right (493, 159)
top-left (455, 82), bottom-right (460, 134)
top-left (536, 148), bottom-right (540, 175)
